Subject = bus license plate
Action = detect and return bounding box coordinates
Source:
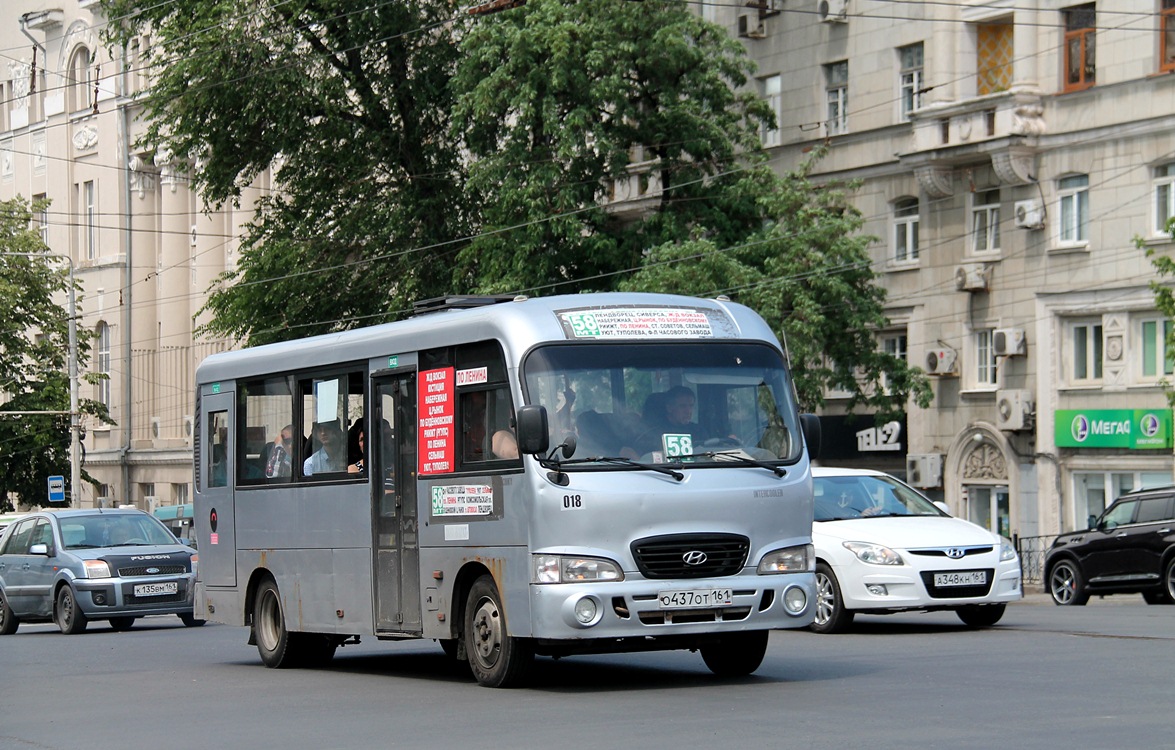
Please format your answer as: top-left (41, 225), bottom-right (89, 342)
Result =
top-left (658, 588), bottom-right (733, 609)
top-left (933, 571), bottom-right (986, 587)
top-left (134, 582), bottom-right (178, 597)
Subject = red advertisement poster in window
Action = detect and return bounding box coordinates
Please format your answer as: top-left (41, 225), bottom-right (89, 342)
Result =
top-left (419, 367), bottom-right (455, 474)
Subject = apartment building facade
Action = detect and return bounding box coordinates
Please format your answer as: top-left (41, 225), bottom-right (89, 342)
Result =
top-left (712, 0), bottom-right (1175, 541)
top-left (1, 3), bottom-right (249, 510)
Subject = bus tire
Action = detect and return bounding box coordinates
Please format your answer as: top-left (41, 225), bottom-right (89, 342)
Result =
top-left (179, 613), bottom-right (206, 627)
top-left (109, 616), bottom-right (136, 631)
top-left (700, 630), bottom-right (769, 677)
top-left (464, 575), bottom-right (532, 688)
top-left (254, 578), bottom-right (297, 668)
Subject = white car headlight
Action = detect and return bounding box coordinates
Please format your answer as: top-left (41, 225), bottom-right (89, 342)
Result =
top-left (843, 541), bottom-right (904, 566)
top-left (999, 537), bottom-right (1018, 562)
top-left (757, 544), bottom-right (814, 574)
top-left (532, 554), bottom-right (623, 584)
top-left (83, 559), bottom-right (111, 578)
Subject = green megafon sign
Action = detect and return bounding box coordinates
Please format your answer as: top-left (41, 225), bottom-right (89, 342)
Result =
top-left (1055, 409), bottom-right (1173, 449)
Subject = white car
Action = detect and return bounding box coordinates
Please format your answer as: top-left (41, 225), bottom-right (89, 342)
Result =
top-left (810, 467), bottom-right (1022, 633)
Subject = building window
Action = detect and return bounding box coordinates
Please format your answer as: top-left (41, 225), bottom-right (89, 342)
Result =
top-left (975, 329), bottom-right (997, 387)
top-left (1140, 317), bottom-right (1174, 379)
top-left (1162, 0), bottom-right (1175, 72)
top-left (1063, 5), bottom-right (1096, 92)
top-left (33, 193), bottom-right (48, 245)
top-left (1072, 472), bottom-right (1171, 531)
top-left (77, 180), bottom-right (97, 260)
top-left (825, 61), bottom-right (848, 136)
top-left (96, 321), bottom-right (111, 407)
top-left (1057, 174), bottom-right (1089, 246)
top-left (1154, 162), bottom-right (1175, 235)
top-left (898, 43), bottom-right (924, 121)
top-left (977, 23), bottom-right (1013, 95)
top-left (68, 46), bottom-right (93, 114)
top-left (892, 197), bottom-right (919, 263)
top-left (971, 189), bottom-right (1000, 254)
top-left (1069, 320), bottom-right (1103, 383)
top-left (879, 333), bottom-right (907, 393)
top-left (761, 74), bottom-right (782, 148)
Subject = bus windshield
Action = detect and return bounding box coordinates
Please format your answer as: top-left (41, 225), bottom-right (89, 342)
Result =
top-left (523, 341), bottom-right (803, 465)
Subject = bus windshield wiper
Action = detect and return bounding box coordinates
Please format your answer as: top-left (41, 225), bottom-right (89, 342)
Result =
top-left (676, 450), bottom-right (787, 477)
top-left (542, 455), bottom-right (685, 481)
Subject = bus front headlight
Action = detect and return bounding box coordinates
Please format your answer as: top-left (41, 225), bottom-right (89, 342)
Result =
top-left (532, 555), bottom-right (624, 584)
top-left (757, 544), bottom-right (814, 574)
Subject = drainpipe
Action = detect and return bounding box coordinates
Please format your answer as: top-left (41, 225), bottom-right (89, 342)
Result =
top-left (120, 44), bottom-right (134, 505)
top-left (18, 14), bottom-right (47, 59)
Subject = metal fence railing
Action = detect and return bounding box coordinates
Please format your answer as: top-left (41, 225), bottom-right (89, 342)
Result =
top-left (1014, 534), bottom-right (1057, 585)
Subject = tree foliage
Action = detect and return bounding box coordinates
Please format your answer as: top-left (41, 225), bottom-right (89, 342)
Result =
top-left (100, 0), bottom-right (929, 414)
top-left (0, 198), bottom-right (106, 510)
top-left (1139, 218), bottom-right (1175, 405)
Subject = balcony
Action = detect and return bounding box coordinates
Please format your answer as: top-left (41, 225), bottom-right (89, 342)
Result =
top-left (603, 151), bottom-right (662, 223)
top-left (898, 87), bottom-right (1044, 198)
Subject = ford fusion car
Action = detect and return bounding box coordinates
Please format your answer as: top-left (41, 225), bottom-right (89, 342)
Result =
top-left (810, 468), bottom-right (1021, 633)
top-left (0, 508), bottom-right (200, 634)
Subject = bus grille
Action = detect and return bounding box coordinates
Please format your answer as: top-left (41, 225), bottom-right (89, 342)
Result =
top-left (631, 534), bottom-right (749, 579)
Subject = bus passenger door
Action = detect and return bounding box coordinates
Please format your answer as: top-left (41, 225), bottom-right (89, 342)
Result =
top-left (195, 390), bottom-right (236, 587)
top-left (372, 373), bottom-right (421, 634)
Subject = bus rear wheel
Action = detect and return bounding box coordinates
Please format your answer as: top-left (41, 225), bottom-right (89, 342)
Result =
top-left (700, 630), bottom-right (770, 677)
top-left (254, 578), bottom-right (298, 668)
top-left (464, 575), bottom-right (532, 688)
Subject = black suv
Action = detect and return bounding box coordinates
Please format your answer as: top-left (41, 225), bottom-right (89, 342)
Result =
top-left (1044, 486), bottom-right (1175, 605)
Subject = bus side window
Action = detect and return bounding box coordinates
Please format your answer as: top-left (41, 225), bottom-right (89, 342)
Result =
top-left (209, 410), bottom-right (229, 488)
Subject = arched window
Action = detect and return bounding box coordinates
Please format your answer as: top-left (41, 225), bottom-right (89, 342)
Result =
top-left (96, 321), bottom-right (110, 407)
top-left (68, 46), bottom-right (92, 113)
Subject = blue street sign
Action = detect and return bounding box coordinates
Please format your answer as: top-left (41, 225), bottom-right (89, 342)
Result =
top-left (47, 475), bottom-right (66, 503)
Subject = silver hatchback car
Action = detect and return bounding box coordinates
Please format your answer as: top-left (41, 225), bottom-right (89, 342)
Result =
top-left (0, 508), bottom-right (200, 634)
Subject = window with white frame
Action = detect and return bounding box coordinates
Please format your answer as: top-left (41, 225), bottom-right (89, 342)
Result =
top-left (825, 61), bottom-right (848, 136)
top-left (974, 329), bottom-right (997, 387)
top-left (1154, 162), bottom-right (1175, 235)
top-left (1068, 319), bottom-right (1102, 383)
top-left (970, 189), bottom-right (1000, 254)
top-left (68, 46), bottom-right (92, 114)
top-left (1057, 174), bottom-right (1089, 246)
top-left (96, 321), bottom-right (111, 407)
top-left (78, 180), bottom-right (96, 260)
top-left (761, 74), bottom-right (782, 148)
top-left (899, 43), bottom-right (924, 121)
top-left (892, 197), bottom-right (919, 263)
top-left (33, 193), bottom-right (48, 245)
top-left (1073, 471), bottom-right (1172, 531)
top-left (879, 332), bottom-right (907, 393)
top-left (1139, 316), bottom-right (1174, 380)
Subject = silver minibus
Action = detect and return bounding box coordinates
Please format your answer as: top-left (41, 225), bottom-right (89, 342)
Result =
top-left (193, 292), bottom-right (818, 686)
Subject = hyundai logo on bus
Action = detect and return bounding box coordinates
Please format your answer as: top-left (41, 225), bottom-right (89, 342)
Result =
top-left (683, 550), bottom-right (708, 566)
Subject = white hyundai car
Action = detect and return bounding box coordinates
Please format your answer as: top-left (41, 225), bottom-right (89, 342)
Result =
top-left (810, 467), bottom-right (1022, 633)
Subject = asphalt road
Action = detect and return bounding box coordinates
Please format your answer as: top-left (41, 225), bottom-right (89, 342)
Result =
top-left (1, 593), bottom-right (1171, 750)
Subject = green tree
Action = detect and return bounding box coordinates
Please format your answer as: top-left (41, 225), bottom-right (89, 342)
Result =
top-left (102, 0), bottom-right (472, 345)
top-left (0, 198), bottom-right (107, 510)
top-left (1139, 217), bottom-right (1175, 405)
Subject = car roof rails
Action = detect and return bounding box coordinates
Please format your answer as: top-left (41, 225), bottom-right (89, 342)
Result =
top-left (411, 294), bottom-right (524, 316)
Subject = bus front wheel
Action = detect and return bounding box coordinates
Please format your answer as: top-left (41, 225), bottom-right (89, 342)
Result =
top-left (700, 630), bottom-right (770, 677)
top-left (464, 575), bottom-right (532, 688)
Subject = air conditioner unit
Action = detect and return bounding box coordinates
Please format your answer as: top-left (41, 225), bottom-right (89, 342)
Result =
top-left (97, 496), bottom-right (111, 508)
top-left (993, 327), bottom-right (1027, 357)
top-left (954, 263), bottom-right (989, 292)
top-left (996, 389), bottom-right (1036, 431)
top-left (925, 347), bottom-right (958, 376)
top-left (906, 453), bottom-right (943, 489)
top-left (818, 0), bottom-right (848, 23)
top-left (1013, 199), bottom-right (1045, 230)
top-left (747, 0), bottom-right (783, 17)
top-left (737, 13), bottom-right (767, 38)
top-left (144, 496), bottom-right (159, 513)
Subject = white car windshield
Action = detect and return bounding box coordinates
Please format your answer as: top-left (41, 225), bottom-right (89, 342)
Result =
top-left (814, 475), bottom-right (946, 521)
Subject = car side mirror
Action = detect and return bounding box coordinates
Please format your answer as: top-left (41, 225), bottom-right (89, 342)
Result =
top-left (934, 501), bottom-right (951, 515)
top-left (1087, 514), bottom-right (1097, 530)
top-left (29, 543), bottom-right (50, 556)
top-left (515, 405), bottom-right (550, 456)
top-left (800, 414), bottom-right (821, 460)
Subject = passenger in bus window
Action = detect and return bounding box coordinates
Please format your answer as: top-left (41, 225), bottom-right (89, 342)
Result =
top-left (303, 420), bottom-right (346, 475)
top-left (349, 428), bottom-right (366, 474)
top-left (265, 425), bottom-right (294, 478)
top-left (491, 428), bottom-right (518, 459)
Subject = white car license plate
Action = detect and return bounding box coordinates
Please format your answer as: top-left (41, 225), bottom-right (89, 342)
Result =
top-left (134, 582), bottom-right (178, 597)
top-left (933, 571), bottom-right (986, 587)
top-left (657, 588), bottom-right (733, 609)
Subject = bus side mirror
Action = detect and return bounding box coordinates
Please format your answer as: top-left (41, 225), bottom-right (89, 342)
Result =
top-left (516, 405), bottom-right (550, 456)
top-left (800, 414), bottom-right (821, 460)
